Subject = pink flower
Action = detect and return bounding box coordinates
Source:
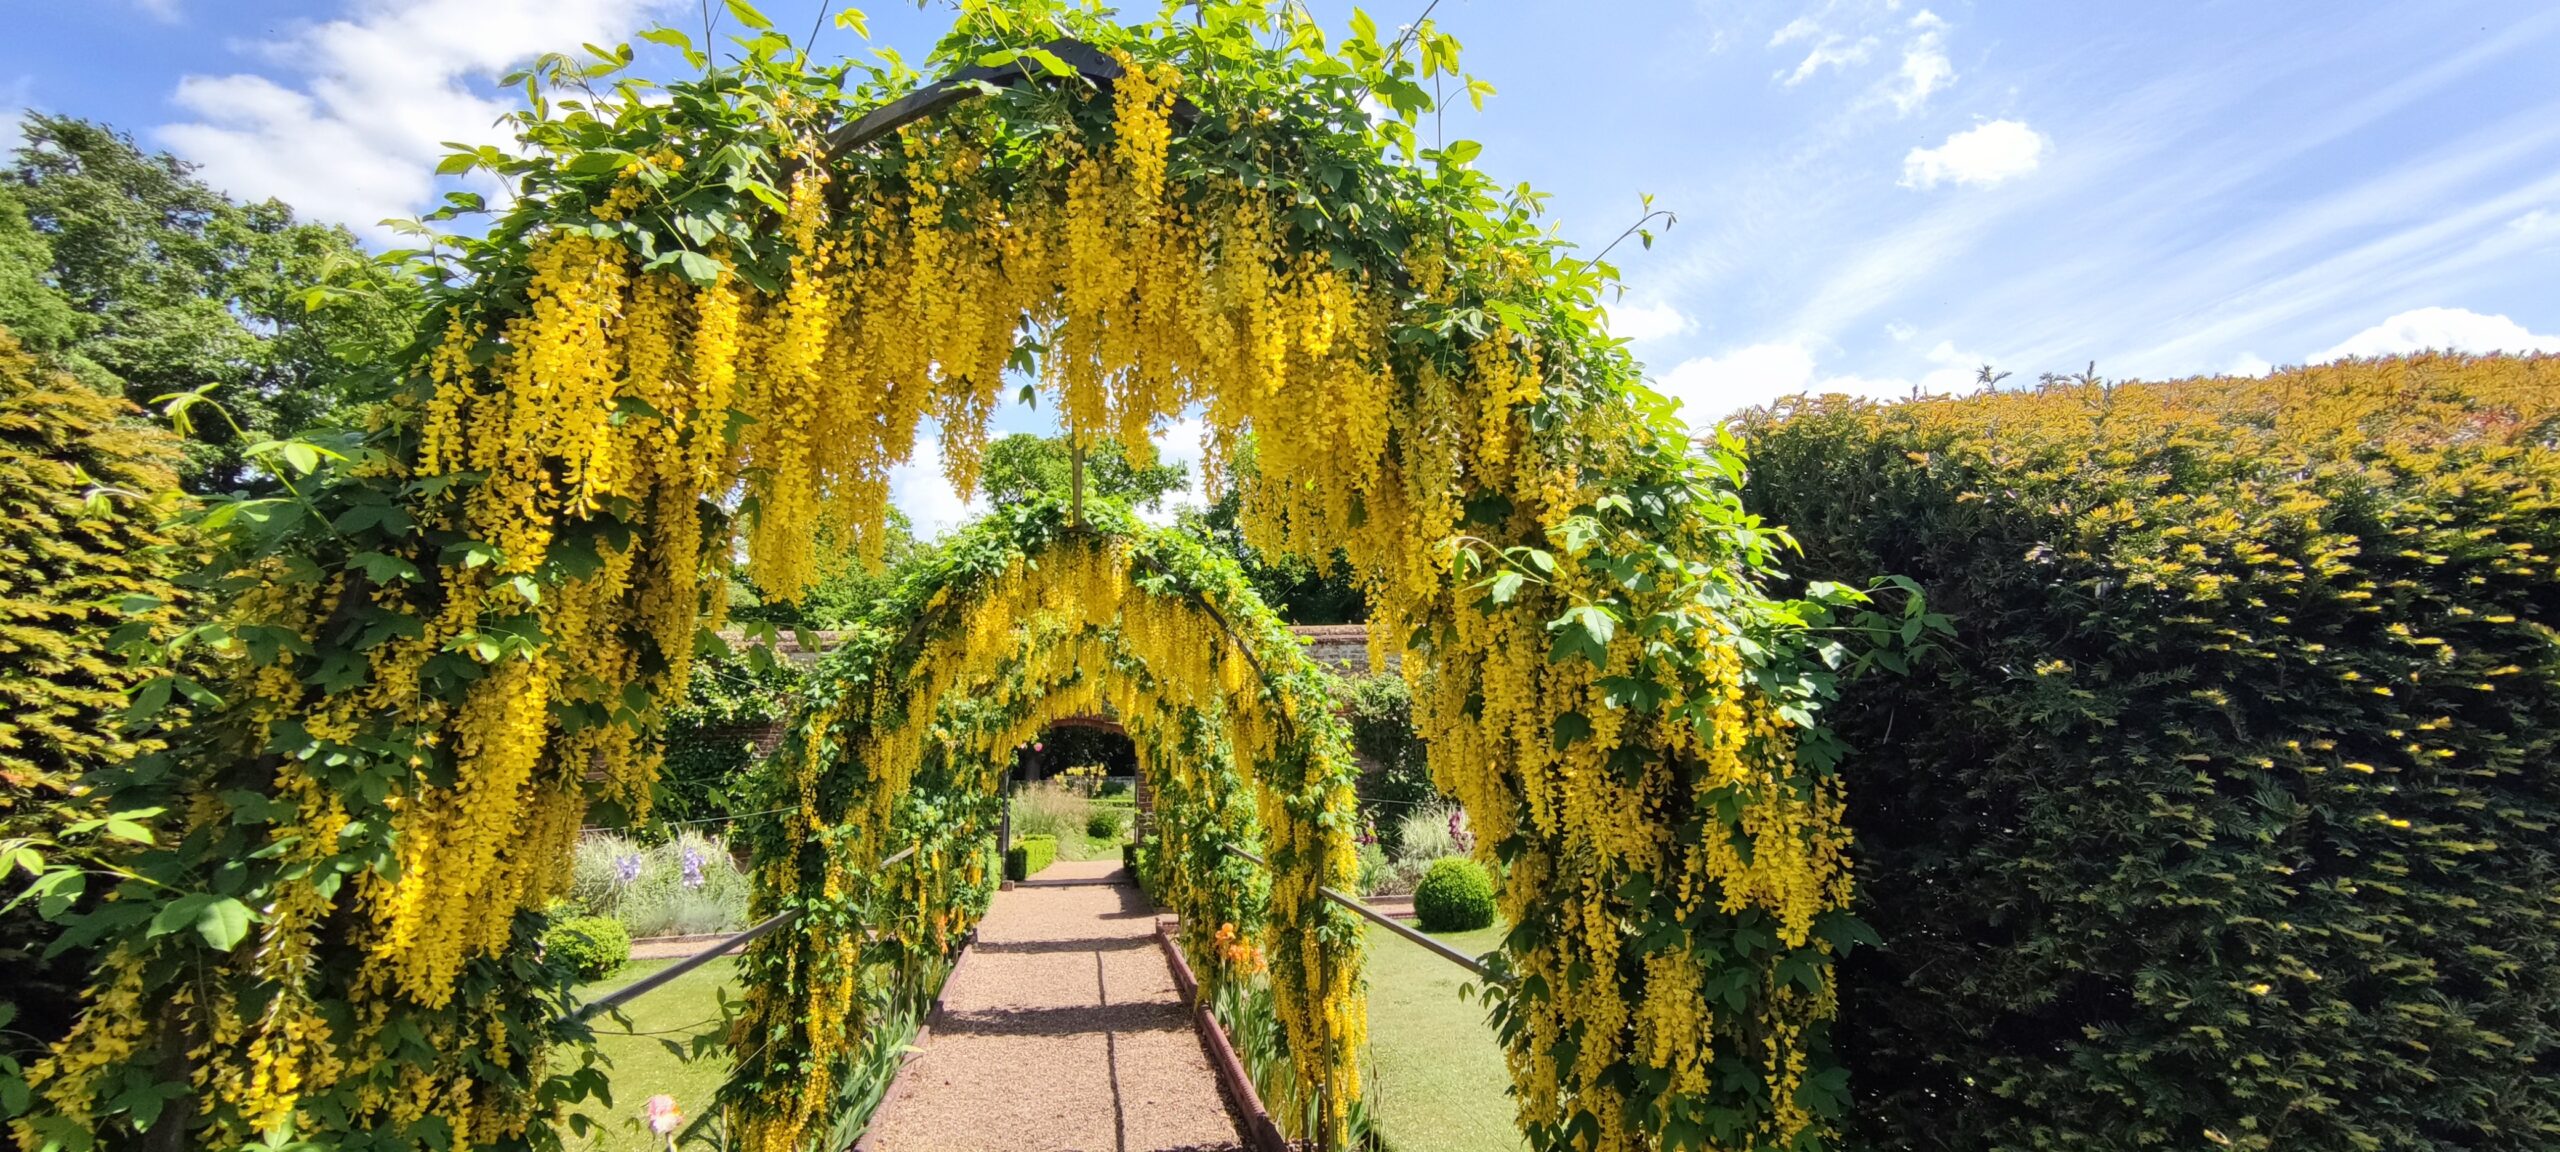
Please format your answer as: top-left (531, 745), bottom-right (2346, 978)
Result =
top-left (644, 1094), bottom-right (683, 1137)
top-left (1033, 742), bottom-right (1044, 752)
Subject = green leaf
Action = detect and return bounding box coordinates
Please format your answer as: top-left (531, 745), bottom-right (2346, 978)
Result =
top-left (833, 9), bottom-right (868, 36)
top-left (1546, 604), bottom-right (1618, 668)
top-left (637, 26), bottom-right (694, 53)
top-left (193, 897), bottom-right (254, 951)
top-left (722, 0), bottom-right (772, 31)
top-left (1552, 711), bottom-right (1592, 751)
top-left (674, 250), bottom-right (723, 286)
top-left (353, 552), bottom-right (421, 584)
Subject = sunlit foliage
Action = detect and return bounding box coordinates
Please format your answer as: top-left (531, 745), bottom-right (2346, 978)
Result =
top-left (9, 4), bottom-right (1907, 1149)
top-left (1744, 355), bottom-right (2560, 1152)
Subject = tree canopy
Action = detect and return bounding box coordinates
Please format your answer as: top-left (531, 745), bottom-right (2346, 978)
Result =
top-left (979, 431), bottom-right (1188, 511)
top-left (3, 115), bottom-right (418, 489)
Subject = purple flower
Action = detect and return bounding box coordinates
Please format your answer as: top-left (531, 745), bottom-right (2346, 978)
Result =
top-left (680, 846), bottom-right (706, 890)
top-left (1448, 809), bottom-right (1475, 855)
top-left (615, 851), bottom-right (642, 885)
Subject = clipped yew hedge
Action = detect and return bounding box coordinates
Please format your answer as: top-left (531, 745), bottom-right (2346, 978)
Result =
top-left (1740, 355), bottom-right (2560, 1151)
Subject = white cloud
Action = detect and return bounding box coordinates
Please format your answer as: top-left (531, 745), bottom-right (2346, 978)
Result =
top-left (1604, 298), bottom-right (1696, 344)
top-left (1136, 415), bottom-right (1211, 526)
top-left (1916, 338), bottom-right (1986, 392)
top-left (1887, 10), bottom-right (1955, 114)
top-left (2226, 352), bottom-right (2275, 377)
top-left (1901, 119), bottom-right (2048, 189)
top-left (2315, 306), bottom-right (2560, 362)
top-left (888, 428), bottom-right (988, 540)
top-left (154, 0), bottom-right (662, 240)
top-left (134, 0), bottom-right (182, 21)
top-left (1884, 321), bottom-right (1918, 342)
top-left (1652, 340), bottom-right (1958, 424)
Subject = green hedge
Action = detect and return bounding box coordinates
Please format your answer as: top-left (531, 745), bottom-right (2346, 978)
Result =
top-left (1740, 355), bottom-right (2560, 1151)
top-left (543, 915), bottom-right (630, 983)
top-left (1005, 834), bottom-right (1057, 882)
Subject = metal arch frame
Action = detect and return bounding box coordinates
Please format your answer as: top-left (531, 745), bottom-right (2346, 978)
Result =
top-left (823, 37), bottom-right (1200, 162)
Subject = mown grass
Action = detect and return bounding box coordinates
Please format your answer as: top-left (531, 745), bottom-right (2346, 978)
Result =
top-left (1362, 919), bottom-right (1524, 1152)
top-left (561, 957), bottom-right (738, 1151)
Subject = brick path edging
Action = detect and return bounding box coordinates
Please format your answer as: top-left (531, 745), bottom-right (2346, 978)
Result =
top-left (1155, 918), bottom-right (1291, 1152)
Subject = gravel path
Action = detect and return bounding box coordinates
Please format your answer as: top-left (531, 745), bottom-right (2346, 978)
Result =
top-left (863, 859), bottom-right (1244, 1152)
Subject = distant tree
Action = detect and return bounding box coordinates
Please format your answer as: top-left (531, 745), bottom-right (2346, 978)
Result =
top-left (978, 432), bottom-right (1188, 512)
top-left (0, 189), bottom-right (77, 355)
top-left (3, 115), bottom-right (419, 490)
top-left (1178, 483), bottom-right (1368, 624)
top-left (730, 508), bottom-right (937, 629)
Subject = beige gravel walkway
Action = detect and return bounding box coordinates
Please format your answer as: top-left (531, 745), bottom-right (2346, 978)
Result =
top-left (863, 859), bottom-right (1243, 1152)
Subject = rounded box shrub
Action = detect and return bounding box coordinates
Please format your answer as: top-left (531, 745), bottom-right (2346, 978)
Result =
top-left (543, 914), bottom-right (631, 983)
top-left (1743, 355), bottom-right (2560, 1151)
top-left (1085, 809), bottom-right (1124, 840)
top-left (1412, 857), bottom-right (1496, 932)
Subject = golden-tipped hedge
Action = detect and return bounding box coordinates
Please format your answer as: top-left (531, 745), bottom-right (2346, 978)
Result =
top-left (0, 326), bottom-right (186, 1048)
top-left (1742, 355), bottom-right (2560, 1151)
top-left (0, 328), bottom-right (185, 803)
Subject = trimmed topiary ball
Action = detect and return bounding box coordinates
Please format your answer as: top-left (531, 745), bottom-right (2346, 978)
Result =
top-left (543, 914), bottom-right (631, 982)
top-left (1085, 809), bottom-right (1124, 840)
top-left (1412, 856), bottom-right (1496, 932)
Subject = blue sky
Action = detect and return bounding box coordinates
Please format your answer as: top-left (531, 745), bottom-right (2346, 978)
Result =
top-left (7, 0), bottom-right (2558, 533)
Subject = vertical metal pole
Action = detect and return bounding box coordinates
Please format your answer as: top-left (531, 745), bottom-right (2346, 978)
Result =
top-left (1069, 440), bottom-right (1086, 527)
top-left (997, 777), bottom-right (1013, 887)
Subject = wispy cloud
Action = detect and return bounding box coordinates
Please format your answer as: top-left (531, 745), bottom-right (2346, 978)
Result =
top-left (1763, 3), bottom-right (1957, 112)
top-left (154, 0), bottom-right (663, 239)
top-left (1824, 5), bottom-right (2560, 378)
top-left (1772, 14), bottom-right (1877, 87)
top-left (1886, 10), bottom-right (1955, 115)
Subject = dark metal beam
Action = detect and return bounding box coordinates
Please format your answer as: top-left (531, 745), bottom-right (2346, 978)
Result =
top-left (1223, 844), bottom-right (1508, 985)
top-left (823, 37), bottom-right (1197, 162)
top-left (561, 842), bottom-right (921, 1024)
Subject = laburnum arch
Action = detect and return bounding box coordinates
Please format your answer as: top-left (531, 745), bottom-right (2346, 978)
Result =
top-left (720, 502), bottom-right (1364, 1149)
top-left (17, 5), bottom-right (1884, 1151)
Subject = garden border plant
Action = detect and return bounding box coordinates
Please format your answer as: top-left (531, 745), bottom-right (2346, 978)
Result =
top-left (8, 5), bottom-right (1923, 1150)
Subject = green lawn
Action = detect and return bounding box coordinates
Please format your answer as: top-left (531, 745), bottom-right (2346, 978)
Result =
top-left (1362, 920), bottom-right (1525, 1152)
top-left (562, 957), bottom-right (739, 1151)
